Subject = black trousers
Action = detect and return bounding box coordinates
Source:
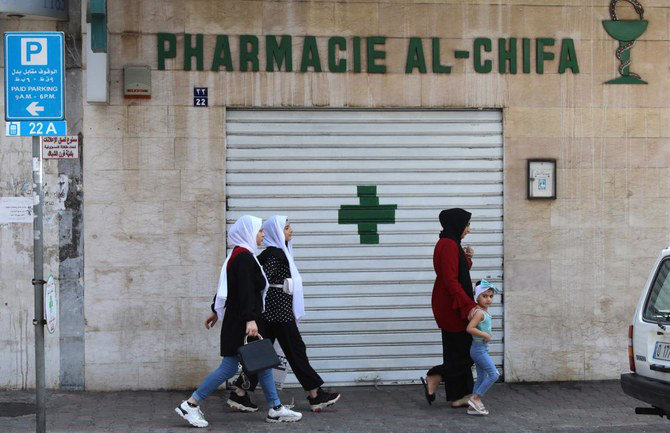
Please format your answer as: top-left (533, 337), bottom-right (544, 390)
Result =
top-left (426, 330), bottom-right (474, 401)
top-left (235, 320), bottom-right (324, 392)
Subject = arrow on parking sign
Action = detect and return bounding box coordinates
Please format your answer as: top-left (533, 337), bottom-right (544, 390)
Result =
top-left (26, 102), bottom-right (45, 116)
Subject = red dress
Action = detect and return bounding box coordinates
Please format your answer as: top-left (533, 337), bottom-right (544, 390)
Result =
top-left (431, 237), bottom-right (477, 332)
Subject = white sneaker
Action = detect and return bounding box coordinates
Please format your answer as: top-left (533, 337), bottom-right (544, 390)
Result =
top-left (266, 405), bottom-right (302, 423)
top-left (175, 400), bottom-right (209, 428)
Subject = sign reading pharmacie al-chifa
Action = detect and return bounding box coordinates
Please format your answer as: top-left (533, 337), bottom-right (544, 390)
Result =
top-left (157, 34), bottom-right (580, 75)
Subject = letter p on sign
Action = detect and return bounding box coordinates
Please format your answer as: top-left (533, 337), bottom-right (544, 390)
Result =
top-left (21, 38), bottom-right (48, 65)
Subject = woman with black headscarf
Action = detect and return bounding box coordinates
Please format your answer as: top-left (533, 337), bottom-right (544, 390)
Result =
top-left (420, 208), bottom-right (478, 408)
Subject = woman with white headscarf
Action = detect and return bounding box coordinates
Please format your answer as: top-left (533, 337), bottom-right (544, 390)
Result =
top-left (231, 216), bottom-right (341, 413)
top-left (175, 215), bottom-right (302, 427)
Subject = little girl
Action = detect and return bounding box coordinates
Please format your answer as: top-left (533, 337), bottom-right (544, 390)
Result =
top-left (466, 279), bottom-right (500, 415)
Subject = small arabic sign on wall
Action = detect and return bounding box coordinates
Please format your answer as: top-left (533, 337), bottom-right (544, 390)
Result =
top-left (0, 197), bottom-right (33, 223)
top-left (42, 135), bottom-right (78, 159)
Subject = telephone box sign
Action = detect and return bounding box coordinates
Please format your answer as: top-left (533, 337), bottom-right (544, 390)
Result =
top-left (4, 32), bottom-right (65, 121)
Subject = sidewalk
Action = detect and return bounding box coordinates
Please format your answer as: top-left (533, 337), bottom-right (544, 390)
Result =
top-left (1, 380), bottom-right (668, 433)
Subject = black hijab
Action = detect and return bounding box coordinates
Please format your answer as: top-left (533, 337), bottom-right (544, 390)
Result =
top-left (438, 208), bottom-right (473, 299)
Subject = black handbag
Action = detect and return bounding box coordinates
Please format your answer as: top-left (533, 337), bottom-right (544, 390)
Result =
top-left (237, 334), bottom-right (280, 375)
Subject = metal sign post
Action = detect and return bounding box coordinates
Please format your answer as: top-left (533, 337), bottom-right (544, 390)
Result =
top-left (32, 136), bottom-right (46, 433)
top-left (4, 31), bottom-right (66, 433)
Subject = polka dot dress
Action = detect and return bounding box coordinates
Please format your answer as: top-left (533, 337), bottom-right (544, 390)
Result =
top-left (262, 255), bottom-right (294, 323)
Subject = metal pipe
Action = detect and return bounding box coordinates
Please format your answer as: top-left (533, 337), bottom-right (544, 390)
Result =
top-left (32, 136), bottom-right (46, 433)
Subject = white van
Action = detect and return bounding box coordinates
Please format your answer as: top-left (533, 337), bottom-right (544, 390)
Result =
top-left (620, 248), bottom-right (670, 418)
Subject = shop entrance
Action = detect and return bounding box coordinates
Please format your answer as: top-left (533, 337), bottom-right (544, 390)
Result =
top-left (226, 109), bottom-right (503, 386)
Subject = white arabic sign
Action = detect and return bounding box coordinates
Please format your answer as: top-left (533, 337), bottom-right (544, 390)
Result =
top-left (0, 197), bottom-right (33, 223)
top-left (45, 275), bottom-right (57, 334)
top-left (42, 135), bottom-right (78, 159)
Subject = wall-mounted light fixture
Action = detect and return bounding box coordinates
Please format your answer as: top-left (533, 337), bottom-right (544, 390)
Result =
top-left (86, 0), bottom-right (108, 103)
top-left (87, 0), bottom-right (107, 53)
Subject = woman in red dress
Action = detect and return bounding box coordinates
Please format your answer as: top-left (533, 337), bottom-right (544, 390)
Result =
top-left (421, 208), bottom-right (478, 408)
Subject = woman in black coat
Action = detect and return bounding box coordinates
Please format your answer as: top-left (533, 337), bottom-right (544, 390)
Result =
top-left (231, 216), bottom-right (340, 412)
top-left (175, 215), bottom-right (302, 427)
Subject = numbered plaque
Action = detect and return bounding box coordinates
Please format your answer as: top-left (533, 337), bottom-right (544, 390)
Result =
top-left (194, 87), bottom-right (208, 107)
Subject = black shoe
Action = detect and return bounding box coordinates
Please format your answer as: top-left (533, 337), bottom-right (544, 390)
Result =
top-left (307, 387), bottom-right (340, 412)
top-left (420, 377), bottom-right (435, 405)
top-left (227, 391), bottom-right (258, 412)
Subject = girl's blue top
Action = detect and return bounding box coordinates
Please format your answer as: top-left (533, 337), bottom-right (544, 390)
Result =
top-left (473, 309), bottom-right (491, 343)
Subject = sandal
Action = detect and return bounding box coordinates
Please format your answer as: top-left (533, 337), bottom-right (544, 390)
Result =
top-left (467, 398), bottom-right (489, 415)
top-left (420, 377), bottom-right (435, 405)
top-left (467, 408), bottom-right (489, 415)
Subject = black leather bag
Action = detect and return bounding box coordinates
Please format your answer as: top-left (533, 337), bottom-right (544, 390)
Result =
top-left (237, 334), bottom-right (280, 375)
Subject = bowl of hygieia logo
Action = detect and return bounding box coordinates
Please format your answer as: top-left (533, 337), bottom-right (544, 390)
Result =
top-left (602, 0), bottom-right (648, 84)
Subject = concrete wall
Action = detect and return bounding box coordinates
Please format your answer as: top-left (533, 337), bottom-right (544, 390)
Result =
top-left (0, 0), bottom-right (663, 390)
top-left (0, 0), bottom-right (83, 390)
top-left (82, 0), bottom-right (226, 390)
top-left (0, 16), bottom-right (62, 389)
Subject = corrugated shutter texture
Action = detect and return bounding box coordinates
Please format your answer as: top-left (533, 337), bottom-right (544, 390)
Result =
top-left (226, 109), bottom-right (503, 386)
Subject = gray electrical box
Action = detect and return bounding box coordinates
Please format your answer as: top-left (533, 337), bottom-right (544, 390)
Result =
top-left (124, 65), bottom-right (151, 98)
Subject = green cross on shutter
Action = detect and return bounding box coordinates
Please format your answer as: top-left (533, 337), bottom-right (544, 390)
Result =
top-left (338, 185), bottom-right (397, 244)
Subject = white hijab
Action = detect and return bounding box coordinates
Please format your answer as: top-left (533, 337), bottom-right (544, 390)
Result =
top-left (263, 215), bottom-right (305, 322)
top-left (214, 215), bottom-right (269, 321)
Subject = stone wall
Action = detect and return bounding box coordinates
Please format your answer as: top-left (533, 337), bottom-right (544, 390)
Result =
top-left (76, 0), bottom-right (670, 388)
top-left (0, 17), bottom-right (62, 389)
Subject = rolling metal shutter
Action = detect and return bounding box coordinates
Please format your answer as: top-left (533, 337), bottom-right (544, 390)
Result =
top-left (225, 109), bottom-right (503, 386)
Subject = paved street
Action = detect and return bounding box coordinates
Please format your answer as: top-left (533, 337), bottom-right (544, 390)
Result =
top-left (0, 380), bottom-right (668, 433)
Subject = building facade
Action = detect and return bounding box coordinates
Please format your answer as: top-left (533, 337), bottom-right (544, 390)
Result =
top-left (1, 0), bottom-right (669, 390)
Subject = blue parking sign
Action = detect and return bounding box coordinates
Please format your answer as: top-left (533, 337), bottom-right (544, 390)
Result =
top-left (4, 32), bottom-right (65, 121)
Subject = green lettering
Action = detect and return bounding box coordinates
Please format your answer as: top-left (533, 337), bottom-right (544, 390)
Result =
top-left (367, 36), bottom-right (386, 74)
top-left (353, 37), bottom-right (362, 73)
top-left (240, 35), bottom-right (259, 72)
top-left (405, 38), bottom-right (427, 73)
top-left (558, 38), bottom-right (579, 74)
top-left (498, 38), bottom-right (517, 74)
top-left (522, 38), bottom-right (531, 73)
top-left (536, 38), bottom-right (555, 74)
top-left (474, 38), bottom-right (492, 73)
top-left (432, 38), bottom-right (451, 74)
top-left (211, 35), bottom-right (233, 71)
top-left (266, 35), bottom-right (292, 72)
top-left (328, 37), bottom-right (347, 73)
top-left (157, 33), bottom-right (176, 71)
top-left (300, 36), bottom-right (322, 72)
top-left (184, 33), bottom-right (204, 71)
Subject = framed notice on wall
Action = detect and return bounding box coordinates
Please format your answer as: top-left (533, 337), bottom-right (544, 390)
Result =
top-left (528, 159), bottom-right (556, 199)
